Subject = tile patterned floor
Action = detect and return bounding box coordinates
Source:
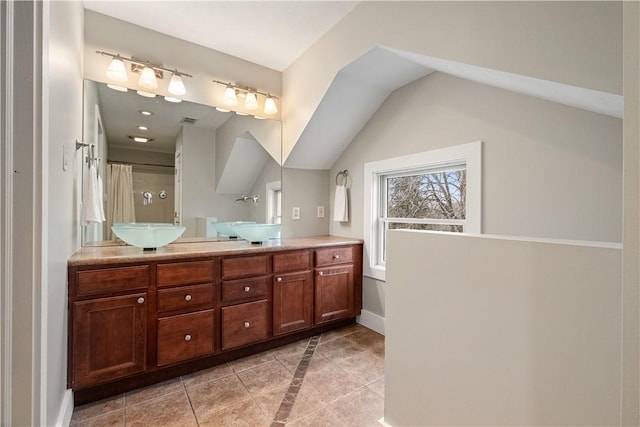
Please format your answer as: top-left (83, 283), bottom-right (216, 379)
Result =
top-left (71, 324), bottom-right (385, 427)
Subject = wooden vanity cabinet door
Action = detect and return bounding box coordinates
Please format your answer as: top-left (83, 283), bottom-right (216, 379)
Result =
top-left (314, 265), bottom-right (354, 325)
top-left (72, 293), bottom-right (147, 389)
top-left (273, 271), bottom-right (313, 336)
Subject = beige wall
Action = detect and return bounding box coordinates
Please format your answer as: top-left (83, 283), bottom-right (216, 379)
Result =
top-left (281, 168), bottom-right (330, 238)
top-left (622, 2), bottom-right (640, 425)
top-left (283, 1), bottom-right (622, 159)
top-left (385, 230), bottom-right (622, 426)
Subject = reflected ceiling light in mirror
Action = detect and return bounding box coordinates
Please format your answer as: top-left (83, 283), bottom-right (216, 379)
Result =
top-left (216, 107), bottom-right (231, 113)
top-left (128, 135), bottom-right (154, 143)
top-left (235, 111), bottom-right (249, 116)
top-left (244, 91), bottom-right (259, 110)
top-left (264, 95), bottom-right (278, 114)
top-left (137, 90), bottom-right (156, 98)
top-left (139, 110), bottom-right (153, 116)
top-left (137, 125), bottom-right (148, 131)
top-left (97, 50), bottom-right (192, 96)
top-left (213, 80), bottom-right (280, 115)
top-left (164, 96), bottom-right (182, 103)
top-left (105, 55), bottom-right (128, 82)
top-left (168, 73), bottom-right (186, 95)
top-left (107, 84), bottom-right (128, 92)
top-left (254, 116), bottom-right (267, 120)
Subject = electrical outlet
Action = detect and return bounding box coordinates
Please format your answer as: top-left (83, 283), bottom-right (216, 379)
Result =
top-left (317, 206), bottom-right (325, 218)
top-left (292, 207), bottom-right (301, 220)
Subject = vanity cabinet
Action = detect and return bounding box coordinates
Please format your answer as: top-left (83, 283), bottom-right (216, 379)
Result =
top-left (68, 238), bottom-right (362, 405)
top-left (272, 251), bottom-right (313, 336)
top-left (314, 247), bottom-right (355, 324)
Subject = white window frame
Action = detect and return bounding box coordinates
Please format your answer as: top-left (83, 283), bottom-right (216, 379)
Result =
top-left (363, 141), bottom-right (482, 281)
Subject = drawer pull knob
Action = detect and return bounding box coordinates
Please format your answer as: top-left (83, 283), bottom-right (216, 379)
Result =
top-left (334, 254), bottom-right (340, 259)
top-left (137, 297), bottom-right (145, 304)
top-left (244, 286), bottom-right (251, 292)
top-left (319, 271), bottom-right (324, 276)
top-left (276, 277), bottom-right (282, 282)
top-left (184, 334), bottom-right (192, 341)
top-left (244, 321), bottom-right (250, 328)
top-left (184, 294), bottom-right (192, 301)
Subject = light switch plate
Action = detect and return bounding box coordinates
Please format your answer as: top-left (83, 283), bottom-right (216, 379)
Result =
top-left (317, 206), bottom-right (325, 218)
top-left (292, 207), bottom-right (301, 220)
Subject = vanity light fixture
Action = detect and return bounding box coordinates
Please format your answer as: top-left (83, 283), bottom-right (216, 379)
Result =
top-left (97, 50), bottom-right (192, 96)
top-left (164, 96), bottom-right (182, 103)
top-left (213, 80), bottom-right (280, 115)
top-left (136, 90), bottom-right (156, 98)
top-left (106, 84), bottom-right (128, 92)
top-left (215, 107), bottom-right (231, 113)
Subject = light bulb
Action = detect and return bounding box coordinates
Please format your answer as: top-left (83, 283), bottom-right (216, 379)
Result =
top-left (223, 85), bottom-right (238, 106)
top-left (138, 66), bottom-right (158, 90)
top-left (136, 90), bottom-right (156, 98)
top-left (216, 107), bottom-right (231, 112)
top-left (164, 96), bottom-right (182, 103)
top-left (106, 57), bottom-right (128, 83)
top-left (244, 91), bottom-right (259, 110)
top-left (168, 73), bottom-right (186, 95)
top-left (106, 84), bottom-right (128, 92)
top-left (264, 96), bottom-right (278, 115)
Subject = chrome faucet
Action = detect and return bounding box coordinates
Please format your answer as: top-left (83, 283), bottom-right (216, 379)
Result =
top-left (235, 195), bottom-right (260, 204)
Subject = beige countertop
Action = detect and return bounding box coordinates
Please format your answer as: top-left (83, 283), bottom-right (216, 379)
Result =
top-left (68, 236), bottom-right (363, 267)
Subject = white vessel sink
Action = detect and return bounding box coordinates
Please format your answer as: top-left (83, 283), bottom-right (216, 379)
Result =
top-left (111, 223), bottom-right (186, 250)
top-left (233, 223), bottom-right (281, 244)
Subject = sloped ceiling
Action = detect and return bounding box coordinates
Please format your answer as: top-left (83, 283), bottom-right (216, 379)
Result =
top-left (216, 132), bottom-right (270, 194)
top-left (284, 46), bottom-right (623, 170)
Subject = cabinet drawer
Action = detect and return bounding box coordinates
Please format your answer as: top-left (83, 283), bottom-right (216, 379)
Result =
top-left (157, 310), bottom-right (214, 366)
top-left (157, 283), bottom-right (214, 313)
top-left (157, 260), bottom-right (214, 287)
top-left (221, 276), bottom-right (268, 303)
top-left (222, 255), bottom-right (268, 279)
top-left (315, 246), bottom-right (353, 267)
top-left (76, 265), bottom-right (149, 297)
top-left (273, 251), bottom-right (311, 274)
top-left (221, 300), bottom-right (268, 350)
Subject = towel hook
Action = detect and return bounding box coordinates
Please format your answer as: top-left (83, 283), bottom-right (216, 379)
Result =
top-left (336, 170), bottom-right (349, 186)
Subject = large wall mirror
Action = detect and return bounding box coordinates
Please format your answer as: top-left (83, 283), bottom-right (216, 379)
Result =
top-left (81, 79), bottom-right (282, 246)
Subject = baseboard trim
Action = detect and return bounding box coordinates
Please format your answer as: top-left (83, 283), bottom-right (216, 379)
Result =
top-left (357, 309), bottom-right (385, 335)
top-left (55, 389), bottom-right (73, 427)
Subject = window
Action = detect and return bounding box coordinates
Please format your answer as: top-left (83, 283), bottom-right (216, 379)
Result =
top-left (364, 141), bottom-right (481, 281)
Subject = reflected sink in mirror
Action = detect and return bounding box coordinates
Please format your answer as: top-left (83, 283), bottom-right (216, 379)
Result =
top-left (111, 223), bottom-right (186, 251)
top-left (213, 221), bottom-right (256, 238)
top-left (233, 223), bottom-right (281, 244)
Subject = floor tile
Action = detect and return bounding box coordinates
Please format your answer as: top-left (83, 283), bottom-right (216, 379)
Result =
top-left (71, 393), bottom-right (124, 422)
top-left (285, 406), bottom-right (343, 427)
top-left (252, 383), bottom-right (325, 424)
top-left (366, 376), bottom-right (385, 399)
top-left (276, 349), bottom-right (332, 374)
top-left (298, 363), bottom-right (362, 405)
top-left (236, 360), bottom-right (293, 395)
top-left (315, 335), bottom-right (367, 362)
top-left (124, 390), bottom-right (197, 427)
top-left (187, 373), bottom-right (252, 422)
top-left (181, 362), bottom-right (235, 388)
top-left (197, 398), bottom-right (272, 427)
top-left (325, 387), bottom-right (384, 427)
top-left (124, 377), bottom-right (184, 407)
top-left (270, 339), bottom-right (311, 361)
top-left (70, 409), bottom-right (124, 427)
top-left (337, 351), bottom-right (384, 386)
top-left (318, 324), bottom-right (364, 344)
top-left (229, 351), bottom-right (276, 373)
top-left (344, 329), bottom-right (385, 358)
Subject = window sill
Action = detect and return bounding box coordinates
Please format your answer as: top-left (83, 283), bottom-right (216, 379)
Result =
top-left (364, 264), bottom-right (386, 282)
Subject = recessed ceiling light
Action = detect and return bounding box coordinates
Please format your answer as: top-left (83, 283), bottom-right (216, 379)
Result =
top-left (128, 135), bottom-right (153, 143)
top-left (139, 110), bottom-right (153, 116)
top-left (136, 90), bottom-right (156, 98)
top-left (107, 84), bottom-right (128, 92)
top-left (164, 96), bottom-right (182, 103)
top-left (137, 125), bottom-right (148, 131)
top-left (215, 107), bottom-right (231, 113)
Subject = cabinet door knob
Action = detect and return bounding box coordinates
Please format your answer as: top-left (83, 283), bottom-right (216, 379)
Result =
top-left (244, 321), bottom-right (250, 328)
top-left (319, 271), bottom-right (324, 276)
top-left (137, 297), bottom-right (145, 304)
top-left (276, 277), bottom-right (282, 282)
top-left (184, 334), bottom-right (192, 341)
top-left (334, 254), bottom-right (340, 259)
top-left (244, 286), bottom-right (251, 292)
top-left (184, 294), bottom-right (192, 301)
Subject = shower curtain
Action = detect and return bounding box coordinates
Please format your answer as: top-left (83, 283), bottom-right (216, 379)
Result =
top-left (106, 163), bottom-right (136, 240)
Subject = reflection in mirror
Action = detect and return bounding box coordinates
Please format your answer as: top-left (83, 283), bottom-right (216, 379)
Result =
top-left (81, 80), bottom-right (282, 246)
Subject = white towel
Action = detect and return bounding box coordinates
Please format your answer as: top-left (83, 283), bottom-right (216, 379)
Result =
top-left (80, 162), bottom-right (105, 225)
top-left (333, 184), bottom-right (349, 222)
